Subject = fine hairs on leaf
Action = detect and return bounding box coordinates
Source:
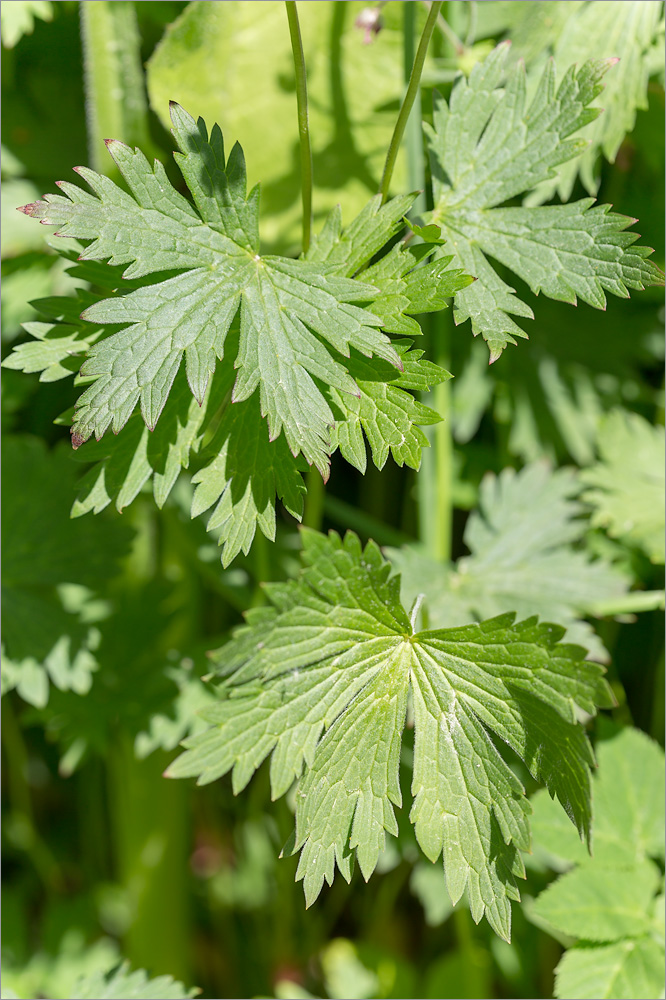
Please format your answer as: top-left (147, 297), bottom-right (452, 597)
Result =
top-left (167, 528), bottom-right (614, 941)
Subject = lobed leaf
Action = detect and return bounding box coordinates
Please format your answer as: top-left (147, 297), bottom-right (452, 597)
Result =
top-left (168, 528), bottom-right (613, 939)
top-left (388, 463), bottom-right (630, 660)
top-left (425, 43), bottom-right (664, 359)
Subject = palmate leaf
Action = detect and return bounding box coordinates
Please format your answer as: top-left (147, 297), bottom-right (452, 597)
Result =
top-left (74, 963), bottom-right (197, 1000)
top-left (426, 43), bottom-right (664, 359)
top-left (13, 107), bottom-right (467, 564)
top-left (388, 463), bottom-right (630, 660)
top-left (581, 409), bottom-right (665, 564)
top-left (167, 528), bottom-right (613, 940)
top-left (18, 103), bottom-right (468, 476)
top-left (526, 0), bottom-right (665, 203)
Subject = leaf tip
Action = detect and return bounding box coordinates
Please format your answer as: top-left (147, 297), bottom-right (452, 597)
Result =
top-left (71, 429), bottom-right (86, 450)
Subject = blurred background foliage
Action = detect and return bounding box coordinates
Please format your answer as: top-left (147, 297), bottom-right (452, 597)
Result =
top-left (1, 3), bottom-right (664, 999)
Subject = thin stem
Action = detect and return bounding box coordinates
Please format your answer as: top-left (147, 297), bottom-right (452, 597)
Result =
top-left (418, 311), bottom-right (453, 562)
top-left (379, 0), bottom-right (443, 204)
top-left (465, 0), bottom-right (478, 46)
top-left (285, 1), bottom-right (313, 252)
top-left (423, 0), bottom-right (466, 54)
top-left (403, 0), bottom-right (427, 218)
top-left (303, 466), bottom-right (325, 531)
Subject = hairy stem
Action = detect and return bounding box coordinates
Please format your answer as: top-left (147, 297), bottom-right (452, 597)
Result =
top-left (379, 0), bottom-right (443, 204)
top-left (80, 1), bottom-right (153, 175)
top-left (285, 0), bottom-right (313, 252)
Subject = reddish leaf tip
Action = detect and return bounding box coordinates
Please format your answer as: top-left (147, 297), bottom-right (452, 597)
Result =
top-left (71, 429), bottom-right (86, 450)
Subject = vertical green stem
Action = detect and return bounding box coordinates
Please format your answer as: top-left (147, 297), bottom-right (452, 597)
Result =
top-left (108, 736), bottom-right (192, 983)
top-left (419, 313), bottom-right (453, 561)
top-left (404, 0), bottom-right (452, 562)
top-left (379, 0), bottom-right (443, 204)
top-left (303, 467), bottom-right (325, 531)
top-left (285, 1), bottom-right (322, 530)
top-left (403, 0), bottom-right (426, 218)
top-left (80, 0), bottom-right (153, 175)
top-left (285, 0), bottom-right (313, 253)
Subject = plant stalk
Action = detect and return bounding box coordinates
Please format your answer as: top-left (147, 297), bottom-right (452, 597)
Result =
top-left (285, 0), bottom-right (313, 253)
top-left (379, 0), bottom-right (443, 204)
top-left (80, 1), bottom-right (153, 175)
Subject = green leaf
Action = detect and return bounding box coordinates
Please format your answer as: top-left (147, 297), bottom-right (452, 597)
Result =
top-left (328, 342), bottom-right (450, 474)
top-left (20, 105), bottom-right (468, 486)
top-left (524, 1), bottom-right (665, 203)
top-left (388, 463), bottom-right (630, 659)
top-left (20, 105), bottom-right (402, 474)
top-left (531, 726), bottom-right (665, 1000)
top-left (168, 528), bottom-right (613, 940)
top-left (73, 963), bottom-right (196, 1000)
top-left (426, 43), bottom-right (664, 359)
top-left (533, 860), bottom-right (661, 941)
top-left (531, 726), bottom-right (665, 869)
top-left (145, 0), bottom-right (423, 250)
top-left (554, 937), bottom-right (666, 1000)
top-left (0, 0), bottom-right (52, 48)
top-left (1, 436), bottom-right (133, 706)
top-left (581, 410), bottom-right (665, 564)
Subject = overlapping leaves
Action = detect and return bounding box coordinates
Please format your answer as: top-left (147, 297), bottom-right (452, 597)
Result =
top-left (531, 727), bottom-right (665, 999)
top-left (426, 43), bottom-right (664, 359)
top-left (388, 463), bottom-right (630, 660)
top-left (168, 528), bottom-right (613, 940)
top-left (10, 105), bottom-right (468, 564)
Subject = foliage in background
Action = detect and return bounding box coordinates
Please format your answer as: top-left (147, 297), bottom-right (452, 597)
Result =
top-left (2, 3), bottom-right (664, 1000)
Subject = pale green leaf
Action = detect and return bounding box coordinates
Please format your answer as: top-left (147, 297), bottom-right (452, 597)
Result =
top-left (581, 410), bottom-right (665, 563)
top-left (388, 463), bottom-right (630, 659)
top-left (20, 105), bottom-right (399, 473)
top-left (168, 529), bottom-right (613, 940)
top-left (0, 0), bottom-right (52, 48)
top-left (529, 1), bottom-right (665, 202)
top-left (73, 963), bottom-right (196, 1000)
top-left (554, 937), bottom-right (666, 1000)
top-left (426, 43), bottom-right (664, 358)
top-left (534, 860), bottom-right (661, 941)
top-left (531, 726), bottom-right (666, 868)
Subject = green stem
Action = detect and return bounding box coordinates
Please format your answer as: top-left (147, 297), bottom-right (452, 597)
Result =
top-left (303, 466), bottom-right (325, 531)
top-left (80, 0), bottom-right (154, 176)
top-left (285, 1), bottom-right (313, 252)
top-left (425, 0), bottom-right (466, 54)
top-left (403, 0), bottom-right (426, 218)
top-left (108, 735), bottom-right (192, 983)
top-left (2, 697), bottom-right (64, 891)
top-left (379, 0), bottom-right (443, 204)
top-left (418, 312), bottom-right (453, 561)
